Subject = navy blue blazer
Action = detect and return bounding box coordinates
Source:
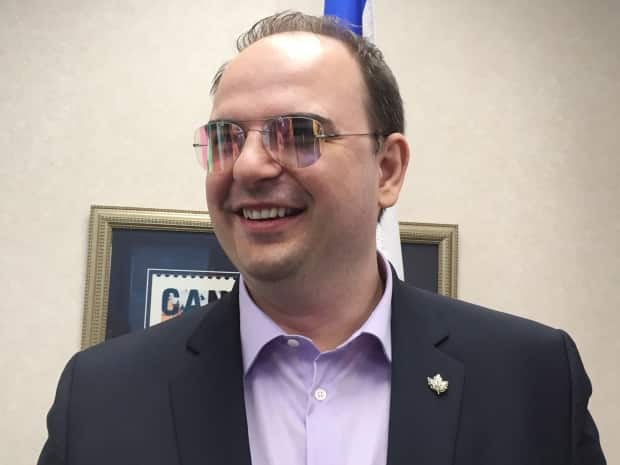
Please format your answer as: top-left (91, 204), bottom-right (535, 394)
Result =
top-left (38, 279), bottom-right (606, 464)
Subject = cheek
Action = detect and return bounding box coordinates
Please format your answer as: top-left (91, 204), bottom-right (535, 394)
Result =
top-left (205, 176), bottom-right (234, 249)
top-left (205, 175), bottom-right (228, 211)
top-left (302, 156), bottom-right (379, 213)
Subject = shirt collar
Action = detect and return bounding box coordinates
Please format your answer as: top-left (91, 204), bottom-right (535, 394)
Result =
top-left (239, 252), bottom-right (393, 374)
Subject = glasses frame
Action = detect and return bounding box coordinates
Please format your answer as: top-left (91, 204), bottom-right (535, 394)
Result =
top-left (193, 115), bottom-right (382, 173)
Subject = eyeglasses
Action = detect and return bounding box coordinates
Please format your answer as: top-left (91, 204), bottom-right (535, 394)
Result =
top-left (193, 115), bottom-right (379, 174)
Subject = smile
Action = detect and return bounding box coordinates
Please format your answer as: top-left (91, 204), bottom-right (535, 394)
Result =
top-left (241, 207), bottom-right (303, 220)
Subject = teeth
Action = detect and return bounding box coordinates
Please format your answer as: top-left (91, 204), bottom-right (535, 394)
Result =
top-left (242, 207), bottom-right (296, 220)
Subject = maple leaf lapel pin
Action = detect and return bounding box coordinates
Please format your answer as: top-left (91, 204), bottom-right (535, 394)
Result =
top-left (427, 373), bottom-right (449, 396)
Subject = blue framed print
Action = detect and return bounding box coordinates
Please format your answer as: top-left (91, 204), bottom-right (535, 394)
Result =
top-left (105, 226), bottom-right (238, 339)
top-left (81, 206), bottom-right (457, 348)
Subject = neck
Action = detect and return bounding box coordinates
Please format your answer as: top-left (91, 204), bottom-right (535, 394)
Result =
top-left (243, 252), bottom-right (385, 351)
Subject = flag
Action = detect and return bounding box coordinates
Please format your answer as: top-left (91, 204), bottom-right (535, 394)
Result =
top-left (323, 0), bottom-right (405, 279)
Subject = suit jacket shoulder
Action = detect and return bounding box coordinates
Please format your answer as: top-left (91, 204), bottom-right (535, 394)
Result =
top-left (402, 283), bottom-right (566, 355)
top-left (38, 288), bottom-right (251, 465)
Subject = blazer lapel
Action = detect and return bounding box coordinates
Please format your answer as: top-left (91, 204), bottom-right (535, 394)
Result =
top-left (169, 283), bottom-right (252, 465)
top-left (387, 281), bottom-right (465, 465)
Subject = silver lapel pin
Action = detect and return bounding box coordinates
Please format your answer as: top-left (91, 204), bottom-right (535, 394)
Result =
top-left (427, 373), bottom-right (449, 395)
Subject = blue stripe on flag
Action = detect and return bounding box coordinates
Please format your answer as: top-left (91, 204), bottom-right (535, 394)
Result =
top-left (324, 0), bottom-right (367, 36)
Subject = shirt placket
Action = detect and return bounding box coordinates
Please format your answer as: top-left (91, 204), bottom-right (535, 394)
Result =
top-left (305, 350), bottom-right (337, 465)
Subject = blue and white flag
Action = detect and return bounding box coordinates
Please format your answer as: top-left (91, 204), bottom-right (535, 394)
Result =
top-left (323, 0), bottom-right (405, 279)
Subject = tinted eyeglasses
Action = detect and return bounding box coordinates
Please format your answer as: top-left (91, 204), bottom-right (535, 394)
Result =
top-left (193, 115), bottom-right (379, 174)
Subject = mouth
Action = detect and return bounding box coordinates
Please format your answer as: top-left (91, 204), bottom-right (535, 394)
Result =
top-left (240, 207), bottom-right (305, 221)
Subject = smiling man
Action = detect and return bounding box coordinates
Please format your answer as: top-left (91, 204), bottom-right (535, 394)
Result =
top-left (39, 11), bottom-right (605, 465)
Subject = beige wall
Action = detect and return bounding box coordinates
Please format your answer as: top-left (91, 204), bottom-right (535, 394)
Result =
top-left (1, 1), bottom-right (618, 463)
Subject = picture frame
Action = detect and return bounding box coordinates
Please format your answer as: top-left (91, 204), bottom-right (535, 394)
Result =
top-left (81, 205), bottom-right (458, 349)
top-left (399, 221), bottom-right (458, 298)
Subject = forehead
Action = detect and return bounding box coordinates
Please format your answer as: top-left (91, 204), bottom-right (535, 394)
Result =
top-left (211, 32), bottom-right (367, 126)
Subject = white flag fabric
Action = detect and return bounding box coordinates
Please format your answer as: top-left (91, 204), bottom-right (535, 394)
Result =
top-left (323, 0), bottom-right (405, 279)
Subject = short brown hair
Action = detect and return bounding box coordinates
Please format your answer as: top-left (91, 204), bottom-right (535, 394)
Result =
top-left (210, 11), bottom-right (405, 137)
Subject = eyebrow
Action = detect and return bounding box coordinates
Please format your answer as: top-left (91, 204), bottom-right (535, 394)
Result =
top-left (207, 112), bottom-right (337, 132)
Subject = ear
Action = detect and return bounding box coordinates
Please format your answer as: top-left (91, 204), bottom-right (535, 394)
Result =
top-left (376, 133), bottom-right (410, 208)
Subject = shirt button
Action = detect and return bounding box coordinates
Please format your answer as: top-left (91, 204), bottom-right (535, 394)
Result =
top-left (314, 388), bottom-right (327, 401)
top-left (287, 339), bottom-right (300, 348)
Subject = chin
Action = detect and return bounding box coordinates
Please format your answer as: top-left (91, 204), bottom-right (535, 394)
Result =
top-left (235, 252), bottom-right (304, 284)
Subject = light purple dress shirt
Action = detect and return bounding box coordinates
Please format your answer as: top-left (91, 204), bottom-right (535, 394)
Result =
top-left (239, 254), bottom-right (393, 465)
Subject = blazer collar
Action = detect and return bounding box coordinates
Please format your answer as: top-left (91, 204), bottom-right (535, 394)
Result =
top-left (169, 278), bottom-right (464, 465)
top-left (169, 281), bottom-right (252, 465)
top-left (387, 278), bottom-right (464, 465)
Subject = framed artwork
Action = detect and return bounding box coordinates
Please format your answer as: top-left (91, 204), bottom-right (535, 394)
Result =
top-left (81, 206), bottom-right (458, 349)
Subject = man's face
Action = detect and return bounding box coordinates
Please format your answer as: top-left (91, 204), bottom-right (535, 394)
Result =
top-left (206, 33), bottom-right (382, 284)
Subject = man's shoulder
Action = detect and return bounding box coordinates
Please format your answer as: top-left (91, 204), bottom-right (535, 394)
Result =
top-left (82, 308), bottom-right (195, 362)
top-left (396, 282), bottom-right (569, 357)
top-left (74, 300), bottom-right (222, 380)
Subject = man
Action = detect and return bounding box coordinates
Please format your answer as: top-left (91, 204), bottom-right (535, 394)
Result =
top-left (39, 11), bottom-right (605, 465)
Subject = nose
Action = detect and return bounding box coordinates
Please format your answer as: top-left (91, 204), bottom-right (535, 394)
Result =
top-left (232, 130), bottom-right (283, 185)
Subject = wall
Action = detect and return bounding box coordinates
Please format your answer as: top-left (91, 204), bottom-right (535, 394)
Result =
top-left (1, 1), bottom-right (617, 463)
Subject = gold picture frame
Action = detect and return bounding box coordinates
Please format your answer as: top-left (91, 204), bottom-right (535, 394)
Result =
top-left (82, 205), bottom-right (458, 349)
top-left (399, 221), bottom-right (458, 298)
